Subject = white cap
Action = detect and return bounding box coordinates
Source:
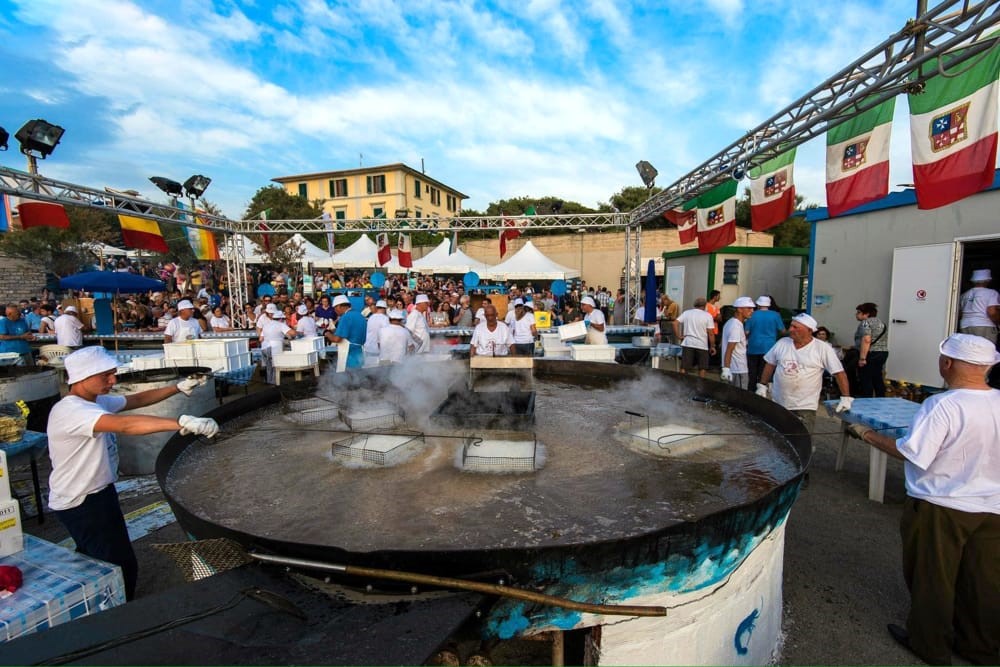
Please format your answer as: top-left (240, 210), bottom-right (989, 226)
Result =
top-left (272, 311), bottom-right (286, 319)
top-left (971, 268), bottom-right (992, 282)
top-left (177, 300), bottom-right (195, 311)
top-left (64, 306), bottom-right (78, 314)
top-left (375, 300), bottom-right (388, 309)
top-left (297, 304), bottom-right (308, 315)
top-left (581, 296), bottom-right (596, 308)
top-left (791, 313), bottom-right (818, 332)
top-left (512, 298), bottom-right (524, 307)
top-left (939, 333), bottom-right (1000, 365)
top-left (522, 301), bottom-right (534, 310)
top-left (733, 296), bottom-right (755, 308)
top-left (332, 295), bottom-right (351, 307)
top-left (65, 346), bottom-right (119, 385)
top-left (266, 303), bottom-right (279, 314)
top-left (415, 294), bottom-right (430, 304)
top-left (389, 309), bottom-right (406, 320)
top-left (756, 296), bottom-right (771, 307)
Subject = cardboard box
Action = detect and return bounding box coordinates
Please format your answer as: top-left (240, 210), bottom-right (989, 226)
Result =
top-left (0, 499), bottom-right (23, 557)
top-left (59, 298), bottom-right (95, 329)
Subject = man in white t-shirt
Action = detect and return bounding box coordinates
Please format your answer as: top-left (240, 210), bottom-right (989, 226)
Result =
top-left (363, 300), bottom-right (390, 364)
top-left (958, 268), bottom-right (1000, 343)
top-left (163, 300), bottom-right (201, 343)
top-left (847, 334), bottom-right (999, 665)
top-left (378, 310), bottom-right (415, 364)
top-left (758, 313), bottom-right (852, 432)
top-left (470, 304), bottom-right (514, 356)
top-left (47, 347), bottom-right (217, 600)
top-left (405, 294), bottom-right (431, 354)
top-left (294, 304), bottom-right (318, 338)
top-left (54, 305), bottom-right (86, 348)
top-left (581, 296), bottom-right (607, 345)
top-left (721, 297), bottom-right (755, 389)
top-left (673, 298), bottom-right (716, 377)
top-left (510, 301), bottom-right (537, 356)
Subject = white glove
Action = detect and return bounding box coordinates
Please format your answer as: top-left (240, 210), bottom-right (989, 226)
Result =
top-left (178, 414), bottom-right (220, 438)
top-left (177, 375), bottom-right (209, 396)
top-left (755, 383), bottom-right (769, 398)
top-left (836, 396), bottom-right (854, 413)
top-left (720, 367), bottom-right (733, 382)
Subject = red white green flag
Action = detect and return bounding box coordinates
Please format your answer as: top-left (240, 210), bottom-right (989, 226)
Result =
top-left (695, 180), bottom-right (738, 254)
top-left (376, 232), bottom-right (391, 266)
top-left (663, 207), bottom-right (697, 244)
top-left (909, 41), bottom-right (1000, 209)
top-left (749, 148), bottom-right (796, 231)
top-left (826, 98), bottom-right (895, 217)
top-left (397, 233), bottom-right (413, 268)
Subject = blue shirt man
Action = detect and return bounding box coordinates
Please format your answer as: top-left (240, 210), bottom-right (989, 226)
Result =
top-left (745, 300), bottom-right (786, 355)
top-left (325, 295), bottom-right (367, 369)
top-left (0, 305), bottom-right (34, 361)
top-left (24, 307), bottom-right (43, 332)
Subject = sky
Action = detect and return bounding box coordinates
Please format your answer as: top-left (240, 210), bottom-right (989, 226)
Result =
top-left (0, 0), bottom-right (926, 219)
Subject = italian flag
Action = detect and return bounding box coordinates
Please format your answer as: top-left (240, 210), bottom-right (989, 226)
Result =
top-left (909, 41), bottom-right (1000, 209)
top-left (749, 148), bottom-right (796, 231)
top-left (397, 233), bottom-right (413, 268)
top-left (695, 180), bottom-right (738, 254)
top-left (376, 232), bottom-right (391, 266)
top-left (663, 207), bottom-right (697, 245)
top-left (118, 214), bottom-right (168, 253)
top-left (826, 98), bottom-right (895, 217)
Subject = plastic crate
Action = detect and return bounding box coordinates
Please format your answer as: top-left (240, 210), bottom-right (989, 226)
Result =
top-left (131, 354), bottom-right (165, 371)
top-left (558, 321), bottom-right (587, 342)
top-left (197, 352), bottom-right (252, 372)
top-left (272, 351), bottom-right (319, 368)
top-left (290, 336), bottom-right (326, 353)
top-left (162, 343), bottom-right (197, 360)
top-left (193, 338), bottom-right (248, 358)
top-left (570, 344), bottom-right (617, 363)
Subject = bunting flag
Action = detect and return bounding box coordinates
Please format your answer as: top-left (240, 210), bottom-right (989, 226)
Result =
top-left (909, 40), bottom-right (1000, 209)
top-left (695, 180), bottom-right (738, 254)
top-left (323, 213), bottom-right (335, 260)
top-left (749, 147), bottom-right (797, 231)
top-left (663, 207), bottom-right (697, 244)
top-left (119, 214), bottom-right (168, 253)
top-left (187, 210), bottom-right (220, 260)
top-left (499, 208), bottom-right (532, 258)
top-left (397, 233), bottom-right (413, 268)
top-left (16, 201), bottom-right (70, 229)
top-left (376, 232), bottom-right (391, 266)
top-left (826, 100), bottom-right (895, 217)
top-left (259, 210), bottom-right (271, 252)
top-left (0, 195), bottom-right (13, 233)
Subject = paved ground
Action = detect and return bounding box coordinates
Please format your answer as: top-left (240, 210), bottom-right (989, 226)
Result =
top-left (9, 379), bottom-right (949, 665)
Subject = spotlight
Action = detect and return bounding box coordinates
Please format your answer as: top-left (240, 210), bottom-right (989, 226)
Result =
top-left (0, 127), bottom-right (8, 151)
top-left (183, 174), bottom-right (212, 199)
top-left (14, 119), bottom-right (65, 158)
top-left (149, 176), bottom-right (184, 198)
top-left (635, 160), bottom-right (658, 189)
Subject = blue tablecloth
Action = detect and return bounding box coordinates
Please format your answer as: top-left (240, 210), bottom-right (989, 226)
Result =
top-left (0, 431), bottom-right (47, 459)
top-left (822, 397), bottom-right (919, 439)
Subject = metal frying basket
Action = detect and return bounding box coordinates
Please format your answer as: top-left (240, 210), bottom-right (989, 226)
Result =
top-left (330, 431), bottom-right (425, 466)
top-left (461, 435), bottom-right (538, 472)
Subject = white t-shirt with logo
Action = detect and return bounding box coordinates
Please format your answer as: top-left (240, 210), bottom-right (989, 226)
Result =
top-left (470, 321), bottom-right (514, 356)
top-left (47, 394), bottom-right (128, 511)
top-left (722, 317), bottom-right (748, 373)
top-left (164, 316), bottom-right (201, 342)
top-left (676, 308), bottom-right (716, 350)
top-left (764, 337), bottom-right (844, 411)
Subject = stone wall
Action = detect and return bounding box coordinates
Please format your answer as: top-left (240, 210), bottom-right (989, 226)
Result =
top-left (0, 254), bottom-right (47, 304)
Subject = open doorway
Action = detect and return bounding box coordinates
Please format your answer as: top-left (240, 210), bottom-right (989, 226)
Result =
top-left (957, 237), bottom-right (1000, 389)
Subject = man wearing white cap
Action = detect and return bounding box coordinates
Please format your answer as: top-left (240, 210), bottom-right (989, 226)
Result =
top-left (510, 300), bottom-right (537, 356)
top-left (673, 297), bottom-right (715, 377)
top-left (378, 310), bottom-right (414, 364)
top-left (294, 304), bottom-right (318, 338)
top-left (47, 346), bottom-right (217, 600)
top-left (324, 294), bottom-right (367, 368)
top-left (848, 334), bottom-right (999, 665)
top-left (54, 305), bottom-right (86, 348)
top-left (258, 308), bottom-right (296, 383)
top-left (163, 300), bottom-right (201, 343)
top-left (721, 297), bottom-right (756, 389)
top-left (758, 313), bottom-right (852, 432)
top-left (406, 294), bottom-right (431, 354)
top-left (470, 304), bottom-right (513, 357)
top-left (958, 268), bottom-right (999, 344)
top-left (363, 300), bottom-right (390, 365)
top-left (745, 296), bottom-right (786, 386)
top-left (580, 295), bottom-right (607, 345)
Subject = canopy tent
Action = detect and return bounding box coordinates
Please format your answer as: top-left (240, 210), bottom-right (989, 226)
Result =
top-left (84, 242), bottom-right (138, 259)
top-left (329, 234), bottom-right (379, 268)
top-left (280, 233), bottom-right (334, 266)
top-left (219, 234), bottom-right (269, 264)
top-left (412, 239), bottom-right (491, 275)
top-left (484, 241), bottom-right (580, 281)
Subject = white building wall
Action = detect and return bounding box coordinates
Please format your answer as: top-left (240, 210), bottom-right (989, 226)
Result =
top-left (714, 254), bottom-right (804, 311)
top-left (811, 188), bottom-right (1000, 347)
top-left (672, 256), bottom-right (710, 309)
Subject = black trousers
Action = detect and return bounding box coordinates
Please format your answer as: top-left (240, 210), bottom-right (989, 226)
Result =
top-left (747, 354), bottom-right (766, 386)
top-left (858, 350), bottom-right (888, 397)
top-left (54, 484), bottom-right (138, 601)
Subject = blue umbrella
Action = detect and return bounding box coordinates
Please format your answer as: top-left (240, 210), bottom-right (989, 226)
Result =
top-left (644, 260), bottom-right (658, 324)
top-left (60, 271), bottom-right (165, 293)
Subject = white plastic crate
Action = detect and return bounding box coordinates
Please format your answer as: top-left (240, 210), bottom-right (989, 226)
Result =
top-left (272, 351), bottom-right (319, 368)
top-left (162, 343), bottom-right (197, 360)
top-left (539, 333), bottom-right (563, 349)
top-left (570, 344), bottom-right (617, 363)
top-left (196, 352), bottom-right (252, 372)
top-left (558, 321), bottom-right (587, 342)
top-left (544, 345), bottom-right (572, 358)
top-left (290, 336), bottom-right (326, 353)
top-left (192, 338), bottom-right (248, 358)
top-left (131, 354), bottom-right (165, 371)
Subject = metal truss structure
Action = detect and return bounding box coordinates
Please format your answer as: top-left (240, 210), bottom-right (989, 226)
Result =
top-left (630, 0), bottom-right (1000, 223)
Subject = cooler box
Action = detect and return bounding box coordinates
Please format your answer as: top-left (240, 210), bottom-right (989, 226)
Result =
top-left (192, 339), bottom-right (248, 358)
top-left (131, 354), bottom-right (165, 371)
top-left (162, 343), bottom-right (197, 361)
top-left (272, 351), bottom-right (319, 368)
top-left (571, 344), bottom-right (617, 363)
top-left (197, 353), bottom-right (252, 372)
top-left (558, 321), bottom-right (587, 342)
top-left (290, 336), bottom-right (326, 353)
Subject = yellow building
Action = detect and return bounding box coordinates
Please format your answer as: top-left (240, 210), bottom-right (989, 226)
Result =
top-left (272, 163), bottom-right (467, 223)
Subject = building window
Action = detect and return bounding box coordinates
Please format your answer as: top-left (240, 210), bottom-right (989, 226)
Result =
top-left (430, 187), bottom-right (441, 206)
top-left (446, 194), bottom-right (457, 212)
top-left (329, 179), bottom-right (347, 198)
top-left (335, 210), bottom-right (346, 220)
top-left (723, 259), bottom-right (740, 285)
top-left (297, 183), bottom-right (308, 198)
top-left (372, 206), bottom-right (384, 219)
top-left (366, 175), bottom-right (386, 194)
top-left (413, 179), bottom-right (422, 199)
top-left (415, 210), bottom-right (422, 218)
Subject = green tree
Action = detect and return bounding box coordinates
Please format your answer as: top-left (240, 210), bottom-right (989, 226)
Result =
top-left (0, 206), bottom-right (121, 276)
top-left (243, 185), bottom-right (322, 259)
top-left (603, 186), bottom-right (663, 214)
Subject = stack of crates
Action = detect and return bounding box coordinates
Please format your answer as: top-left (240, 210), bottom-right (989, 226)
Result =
top-left (539, 333), bottom-right (571, 358)
top-left (154, 339), bottom-right (253, 372)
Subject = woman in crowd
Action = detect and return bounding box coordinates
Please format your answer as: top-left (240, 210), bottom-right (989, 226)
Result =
top-left (242, 303), bottom-right (257, 330)
top-left (210, 307), bottom-right (232, 332)
top-left (854, 302), bottom-right (889, 397)
top-left (430, 301), bottom-right (452, 328)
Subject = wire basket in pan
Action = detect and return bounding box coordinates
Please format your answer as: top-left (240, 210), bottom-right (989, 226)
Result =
top-left (331, 431), bottom-right (424, 466)
top-left (461, 436), bottom-right (538, 473)
top-left (339, 402), bottom-right (405, 431)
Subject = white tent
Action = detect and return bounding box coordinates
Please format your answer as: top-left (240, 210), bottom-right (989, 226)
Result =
top-left (329, 234), bottom-right (379, 268)
top-left (219, 234), bottom-right (269, 264)
top-left (485, 241), bottom-right (580, 280)
top-left (280, 233), bottom-right (335, 266)
top-left (412, 239), bottom-right (491, 275)
top-left (85, 242), bottom-right (135, 258)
